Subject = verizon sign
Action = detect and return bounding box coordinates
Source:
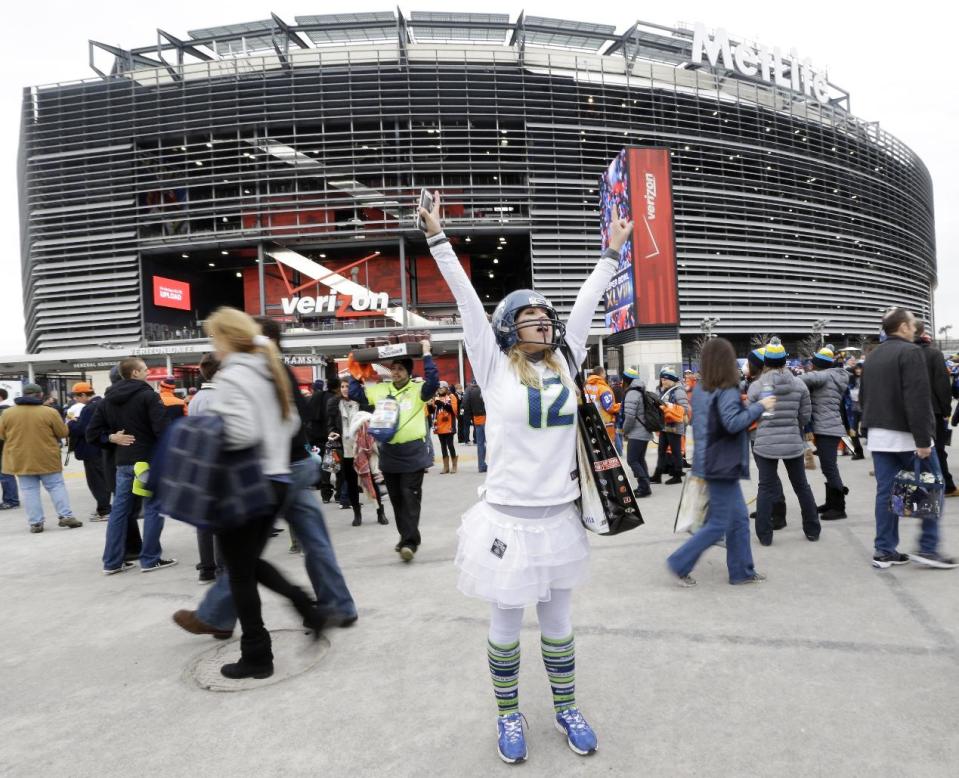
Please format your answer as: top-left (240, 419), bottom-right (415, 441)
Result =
top-left (152, 276), bottom-right (191, 311)
top-left (280, 291), bottom-right (389, 317)
top-left (691, 23), bottom-right (830, 105)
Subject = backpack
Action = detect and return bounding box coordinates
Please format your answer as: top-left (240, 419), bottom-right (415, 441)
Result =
top-left (632, 387), bottom-right (664, 432)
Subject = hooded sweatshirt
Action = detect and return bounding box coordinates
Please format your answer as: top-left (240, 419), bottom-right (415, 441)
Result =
top-left (207, 352), bottom-right (299, 476)
top-left (584, 374), bottom-right (620, 429)
top-left (85, 379), bottom-right (168, 466)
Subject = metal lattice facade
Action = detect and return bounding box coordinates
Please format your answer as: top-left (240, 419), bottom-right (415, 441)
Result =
top-left (19, 13), bottom-right (936, 352)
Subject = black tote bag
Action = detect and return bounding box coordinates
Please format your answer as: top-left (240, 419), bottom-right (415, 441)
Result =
top-left (562, 346), bottom-right (643, 536)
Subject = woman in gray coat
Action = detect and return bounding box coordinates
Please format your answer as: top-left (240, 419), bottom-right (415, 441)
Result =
top-left (621, 368), bottom-right (654, 497)
top-left (800, 345), bottom-right (850, 520)
top-left (747, 342), bottom-right (821, 546)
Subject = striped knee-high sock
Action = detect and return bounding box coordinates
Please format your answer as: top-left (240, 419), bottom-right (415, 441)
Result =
top-left (541, 634), bottom-right (575, 712)
top-left (488, 639), bottom-right (521, 716)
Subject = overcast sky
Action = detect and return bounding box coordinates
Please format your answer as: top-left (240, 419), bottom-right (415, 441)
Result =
top-left (1, 0), bottom-right (954, 354)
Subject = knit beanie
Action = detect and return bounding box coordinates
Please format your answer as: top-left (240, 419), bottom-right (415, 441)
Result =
top-left (659, 366), bottom-right (679, 382)
top-left (623, 367), bottom-right (640, 387)
top-left (391, 357), bottom-right (414, 376)
top-left (312, 379), bottom-right (325, 392)
top-left (747, 347), bottom-right (765, 373)
top-left (159, 377), bottom-right (176, 390)
top-left (812, 344), bottom-right (836, 369)
top-left (763, 337), bottom-right (787, 367)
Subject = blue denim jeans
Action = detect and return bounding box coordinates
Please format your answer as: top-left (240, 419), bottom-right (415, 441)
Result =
top-left (873, 449), bottom-right (942, 556)
top-left (1, 472), bottom-right (20, 506)
top-left (667, 478), bottom-right (756, 583)
top-left (197, 457), bottom-right (357, 630)
top-left (102, 465), bottom-right (164, 570)
top-left (475, 423), bottom-right (487, 472)
top-left (17, 472), bottom-right (74, 526)
top-left (626, 438), bottom-right (650, 494)
top-left (815, 434), bottom-right (844, 491)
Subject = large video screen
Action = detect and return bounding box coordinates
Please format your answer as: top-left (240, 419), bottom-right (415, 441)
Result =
top-left (600, 147), bottom-right (679, 332)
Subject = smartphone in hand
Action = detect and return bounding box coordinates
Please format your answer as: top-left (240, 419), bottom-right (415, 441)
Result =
top-left (415, 188), bottom-right (434, 232)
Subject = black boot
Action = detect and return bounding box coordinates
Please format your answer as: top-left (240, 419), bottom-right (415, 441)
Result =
top-left (821, 486), bottom-right (848, 521)
top-left (650, 470), bottom-right (662, 485)
top-left (377, 505), bottom-right (389, 525)
top-left (352, 507), bottom-right (362, 527)
top-left (817, 484), bottom-right (828, 513)
top-left (771, 500), bottom-right (788, 530)
top-left (220, 658), bottom-right (274, 680)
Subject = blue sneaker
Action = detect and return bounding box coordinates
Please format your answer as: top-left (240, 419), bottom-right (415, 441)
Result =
top-left (554, 707), bottom-right (597, 755)
top-left (496, 712), bottom-right (528, 764)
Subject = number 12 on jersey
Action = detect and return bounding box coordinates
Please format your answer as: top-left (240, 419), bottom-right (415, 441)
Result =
top-left (527, 377), bottom-right (575, 429)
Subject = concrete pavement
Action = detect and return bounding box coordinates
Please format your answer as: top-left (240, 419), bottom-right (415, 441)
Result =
top-left (1, 443), bottom-right (957, 776)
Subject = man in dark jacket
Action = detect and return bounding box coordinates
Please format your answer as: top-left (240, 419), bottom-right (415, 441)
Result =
top-left (462, 380), bottom-right (487, 472)
top-left (861, 308), bottom-right (956, 569)
top-left (306, 379), bottom-right (332, 449)
top-left (86, 357), bottom-right (175, 575)
top-left (67, 382), bottom-right (112, 520)
top-left (915, 322), bottom-right (956, 496)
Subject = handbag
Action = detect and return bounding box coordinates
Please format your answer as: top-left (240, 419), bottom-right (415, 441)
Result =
top-left (674, 475), bottom-right (709, 534)
top-left (562, 346), bottom-right (643, 536)
top-left (703, 392), bottom-right (743, 480)
top-left (890, 458), bottom-right (944, 519)
top-left (150, 415), bottom-right (276, 531)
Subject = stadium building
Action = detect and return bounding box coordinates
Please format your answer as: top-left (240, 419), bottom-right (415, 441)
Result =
top-left (11, 10), bottom-right (937, 386)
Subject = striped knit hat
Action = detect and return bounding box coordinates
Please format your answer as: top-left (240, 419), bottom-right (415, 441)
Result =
top-left (659, 366), bottom-right (679, 382)
top-left (763, 337), bottom-right (787, 367)
top-left (812, 344), bottom-right (836, 369)
top-left (747, 346), bottom-right (765, 372)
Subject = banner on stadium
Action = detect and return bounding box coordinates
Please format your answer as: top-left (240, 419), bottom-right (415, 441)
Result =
top-left (152, 276), bottom-right (192, 311)
top-left (600, 147), bottom-right (679, 332)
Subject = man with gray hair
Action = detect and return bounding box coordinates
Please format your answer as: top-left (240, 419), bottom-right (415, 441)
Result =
top-left (0, 384), bottom-right (81, 533)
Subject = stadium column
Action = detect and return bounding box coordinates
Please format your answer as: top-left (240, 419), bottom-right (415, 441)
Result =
top-left (399, 236), bottom-right (408, 329)
top-left (257, 243), bottom-right (266, 315)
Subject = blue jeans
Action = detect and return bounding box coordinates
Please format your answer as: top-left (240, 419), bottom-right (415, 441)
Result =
top-left (626, 438), bottom-right (650, 494)
top-left (2, 471), bottom-right (21, 506)
top-left (17, 472), bottom-right (74, 526)
top-left (815, 434), bottom-right (844, 491)
top-left (614, 431), bottom-right (623, 456)
top-left (197, 457), bottom-right (357, 630)
top-left (102, 465), bottom-right (164, 570)
top-left (475, 423), bottom-right (487, 472)
top-left (667, 478), bottom-right (756, 583)
top-left (873, 449), bottom-right (942, 556)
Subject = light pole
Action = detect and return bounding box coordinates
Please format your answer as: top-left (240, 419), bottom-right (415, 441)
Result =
top-left (812, 318), bottom-right (829, 348)
top-left (700, 317), bottom-right (721, 339)
top-left (938, 324), bottom-right (953, 349)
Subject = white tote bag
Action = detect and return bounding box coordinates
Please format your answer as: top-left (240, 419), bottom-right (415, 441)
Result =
top-left (674, 475), bottom-right (709, 534)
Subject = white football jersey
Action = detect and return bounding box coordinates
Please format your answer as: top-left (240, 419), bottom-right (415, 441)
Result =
top-left (429, 233), bottom-right (618, 506)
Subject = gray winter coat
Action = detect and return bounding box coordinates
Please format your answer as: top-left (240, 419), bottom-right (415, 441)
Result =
top-left (747, 368), bottom-right (811, 460)
top-left (621, 386), bottom-right (654, 442)
top-left (800, 367), bottom-right (849, 437)
top-left (660, 383), bottom-right (689, 435)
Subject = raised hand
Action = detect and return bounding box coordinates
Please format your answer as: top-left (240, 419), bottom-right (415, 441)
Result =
top-left (417, 190), bottom-right (443, 237)
top-left (608, 203), bottom-right (634, 253)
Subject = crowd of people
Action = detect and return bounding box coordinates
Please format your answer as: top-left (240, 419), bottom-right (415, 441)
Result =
top-left (1, 188), bottom-right (957, 765)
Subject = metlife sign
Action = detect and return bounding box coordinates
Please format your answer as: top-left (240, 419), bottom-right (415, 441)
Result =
top-left (691, 23), bottom-right (831, 105)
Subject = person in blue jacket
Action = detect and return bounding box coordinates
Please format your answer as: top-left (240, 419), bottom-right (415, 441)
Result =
top-left (667, 338), bottom-right (776, 586)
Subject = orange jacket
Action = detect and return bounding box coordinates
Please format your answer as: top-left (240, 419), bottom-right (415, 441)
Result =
top-left (431, 394), bottom-right (458, 435)
top-left (159, 386), bottom-right (187, 416)
top-left (584, 375), bottom-right (620, 427)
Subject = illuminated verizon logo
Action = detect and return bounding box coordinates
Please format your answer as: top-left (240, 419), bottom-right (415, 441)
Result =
top-left (280, 292), bottom-right (389, 316)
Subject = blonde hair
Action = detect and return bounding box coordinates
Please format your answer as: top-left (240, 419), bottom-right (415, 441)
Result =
top-left (204, 306), bottom-right (292, 419)
top-left (507, 347), bottom-right (576, 392)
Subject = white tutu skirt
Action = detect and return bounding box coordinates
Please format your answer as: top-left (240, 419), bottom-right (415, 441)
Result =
top-left (454, 501), bottom-right (590, 609)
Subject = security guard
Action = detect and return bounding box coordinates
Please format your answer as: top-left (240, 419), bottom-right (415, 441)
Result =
top-left (350, 339), bottom-right (439, 561)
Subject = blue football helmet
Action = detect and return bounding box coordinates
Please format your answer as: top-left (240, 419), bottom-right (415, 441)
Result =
top-left (491, 289), bottom-right (566, 353)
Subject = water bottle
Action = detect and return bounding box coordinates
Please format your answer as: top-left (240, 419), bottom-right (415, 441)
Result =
top-left (760, 384), bottom-right (775, 418)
